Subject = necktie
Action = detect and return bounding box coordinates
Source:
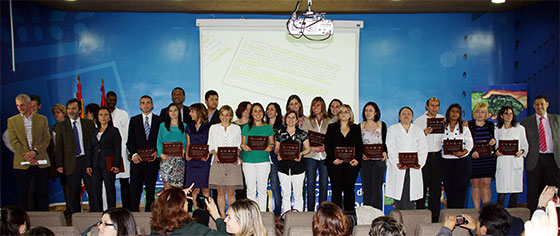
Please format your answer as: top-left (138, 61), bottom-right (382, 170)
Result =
top-left (539, 116), bottom-right (547, 152)
top-left (73, 121), bottom-right (82, 155)
top-left (144, 116), bottom-right (150, 140)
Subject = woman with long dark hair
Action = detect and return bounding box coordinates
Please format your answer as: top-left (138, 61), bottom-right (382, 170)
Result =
top-left (0, 206), bottom-right (30, 236)
top-left (312, 202), bottom-right (352, 236)
top-left (302, 96), bottom-right (331, 211)
top-left (97, 208), bottom-right (137, 236)
top-left (240, 103), bottom-right (275, 211)
top-left (327, 99), bottom-right (342, 123)
top-left (495, 105), bottom-right (528, 208)
top-left (265, 102), bottom-right (283, 216)
top-left (157, 104), bottom-right (187, 190)
top-left (441, 104), bottom-right (473, 208)
top-left (286, 95), bottom-right (305, 128)
top-left (86, 107), bottom-right (122, 212)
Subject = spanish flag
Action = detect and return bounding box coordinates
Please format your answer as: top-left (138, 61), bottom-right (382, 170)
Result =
top-left (76, 75), bottom-right (85, 118)
top-left (100, 77), bottom-right (106, 107)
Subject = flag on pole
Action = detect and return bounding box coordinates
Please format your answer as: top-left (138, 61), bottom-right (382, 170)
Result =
top-left (100, 77), bottom-right (106, 107)
top-left (76, 75), bottom-right (85, 118)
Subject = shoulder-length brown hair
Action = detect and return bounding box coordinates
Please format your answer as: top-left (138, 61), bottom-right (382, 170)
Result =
top-left (312, 202), bottom-right (351, 236)
top-left (309, 97), bottom-right (327, 120)
top-left (151, 188), bottom-right (194, 235)
top-left (190, 103), bottom-right (209, 125)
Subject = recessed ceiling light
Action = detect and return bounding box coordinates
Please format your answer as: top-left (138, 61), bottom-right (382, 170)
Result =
top-left (491, 0), bottom-right (506, 4)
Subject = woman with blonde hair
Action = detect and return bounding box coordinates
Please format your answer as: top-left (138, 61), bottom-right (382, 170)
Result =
top-left (224, 199), bottom-right (267, 236)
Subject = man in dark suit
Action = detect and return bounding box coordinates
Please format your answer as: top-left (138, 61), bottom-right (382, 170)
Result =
top-left (205, 90), bottom-right (220, 125)
top-left (521, 95), bottom-right (560, 213)
top-left (159, 87), bottom-right (192, 124)
top-left (8, 94), bottom-right (51, 211)
top-left (55, 98), bottom-right (97, 214)
top-left (127, 95), bottom-right (163, 212)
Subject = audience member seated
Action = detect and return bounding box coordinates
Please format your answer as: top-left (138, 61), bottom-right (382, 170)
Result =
top-left (369, 216), bottom-right (405, 236)
top-left (97, 208), bottom-right (137, 236)
top-left (151, 185), bottom-right (228, 235)
top-left (1, 206), bottom-right (30, 236)
top-left (224, 198), bottom-right (267, 236)
top-left (23, 226), bottom-right (54, 236)
top-left (312, 202), bottom-right (352, 236)
top-left (437, 203), bottom-right (512, 236)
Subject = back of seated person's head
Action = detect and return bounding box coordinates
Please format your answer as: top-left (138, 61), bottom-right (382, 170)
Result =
top-left (478, 203), bottom-right (512, 236)
top-left (23, 226), bottom-right (54, 236)
top-left (102, 208), bottom-right (137, 235)
top-left (1, 206), bottom-right (30, 236)
top-left (151, 188), bottom-right (194, 235)
top-left (227, 198), bottom-right (266, 236)
top-left (312, 202), bottom-right (351, 236)
top-left (369, 216), bottom-right (405, 236)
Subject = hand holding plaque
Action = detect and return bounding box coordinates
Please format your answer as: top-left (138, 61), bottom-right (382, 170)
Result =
top-left (308, 131), bottom-right (326, 147)
top-left (427, 118), bottom-right (445, 134)
top-left (499, 140), bottom-right (518, 156)
top-left (443, 139), bottom-right (463, 156)
top-left (163, 142), bottom-right (184, 157)
top-left (398, 152), bottom-right (419, 168)
top-left (217, 147), bottom-right (238, 163)
top-left (279, 143), bottom-right (300, 161)
top-left (473, 141), bottom-right (492, 157)
top-left (248, 136), bottom-right (268, 151)
top-left (137, 147), bottom-right (157, 161)
top-left (363, 144), bottom-right (384, 160)
top-left (188, 144), bottom-right (209, 160)
top-left (105, 156), bottom-right (124, 173)
top-left (335, 147), bottom-right (355, 163)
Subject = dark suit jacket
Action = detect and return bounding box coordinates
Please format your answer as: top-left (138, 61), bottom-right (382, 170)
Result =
top-left (160, 104), bottom-right (192, 124)
top-left (7, 113), bottom-right (51, 170)
top-left (86, 126), bottom-right (122, 170)
top-left (55, 118), bottom-right (96, 175)
top-left (324, 123), bottom-right (364, 167)
top-left (126, 113), bottom-right (163, 158)
top-left (209, 109), bottom-right (220, 125)
top-left (521, 113), bottom-right (560, 170)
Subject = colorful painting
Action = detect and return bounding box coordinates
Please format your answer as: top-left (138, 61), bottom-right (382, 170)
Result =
top-left (471, 84), bottom-right (528, 121)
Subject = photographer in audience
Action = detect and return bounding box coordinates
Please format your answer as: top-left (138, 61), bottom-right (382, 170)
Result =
top-left (437, 203), bottom-right (511, 236)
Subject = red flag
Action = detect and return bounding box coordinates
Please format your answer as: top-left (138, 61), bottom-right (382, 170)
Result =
top-left (100, 77), bottom-right (106, 107)
top-left (76, 75), bottom-right (85, 118)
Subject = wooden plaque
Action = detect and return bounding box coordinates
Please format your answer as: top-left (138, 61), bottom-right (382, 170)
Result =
top-left (163, 142), bottom-right (183, 157)
top-left (499, 140), bottom-right (519, 156)
top-left (398, 152), bottom-right (418, 168)
top-left (279, 143), bottom-right (300, 160)
top-left (137, 147), bottom-right (156, 161)
top-left (473, 141), bottom-right (492, 157)
top-left (248, 136), bottom-right (268, 151)
top-left (308, 130), bottom-right (326, 147)
top-left (363, 144), bottom-right (384, 160)
top-left (335, 146), bottom-right (355, 163)
top-left (105, 156), bottom-right (124, 172)
top-left (217, 147), bottom-right (238, 163)
top-left (188, 144), bottom-right (209, 160)
top-left (427, 118), bottom-right (445, 134)
top-left (443, 139), bottom-right (463, 155)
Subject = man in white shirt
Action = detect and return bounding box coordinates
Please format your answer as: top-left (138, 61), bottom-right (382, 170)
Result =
top-left (521, 95), bottom-right (560, 213)
top-left (413, 97), bottom-right (445, 222)
top-left (106, 91), bottom-right (131, 210)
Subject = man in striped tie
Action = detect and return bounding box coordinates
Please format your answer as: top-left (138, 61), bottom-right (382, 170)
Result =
top-left (521, 95), bottom-right (560, 213)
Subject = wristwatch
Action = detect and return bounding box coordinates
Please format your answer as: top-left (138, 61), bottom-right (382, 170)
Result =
top-left (33, 148), bottom-right (39, 155)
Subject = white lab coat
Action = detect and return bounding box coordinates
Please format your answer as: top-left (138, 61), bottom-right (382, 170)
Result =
top-left (112, 107), bottom-right (130, 179)
top-left (494, 124), bottom-right (528, 193)
top-left (385, 123), bottom-right (428, 201)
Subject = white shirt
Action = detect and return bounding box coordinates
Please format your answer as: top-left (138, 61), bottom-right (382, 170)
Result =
top-left (207, 123), bottom-right (242, 164)
top-left (414, 112), bottom-right (445, 152)
top-left (143, 112), bottom-right (153, 131)
top-left (70, 117), bottom-right (86, 156)
top-left (441, 123), bottom-right (473, 159)
top-left (112, 107), bottom-right (130, 178)
top-left (22, 113), bottom-right (33, 150)
top-left (2, 129), bottom-right (14, 152)
top-left (536, 113), bottom-right (554, 153)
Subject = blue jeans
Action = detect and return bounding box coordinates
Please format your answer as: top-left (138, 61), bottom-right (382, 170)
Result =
top-left (269, 163), bottom-right (282, 216)
top-left (305, 158), bottom-right (328, 211)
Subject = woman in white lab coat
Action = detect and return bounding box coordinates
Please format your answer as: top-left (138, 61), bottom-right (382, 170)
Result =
top-left (386, 107), bottom-right (428, 210)
top-left (495, 105), bottom-right (528, 208)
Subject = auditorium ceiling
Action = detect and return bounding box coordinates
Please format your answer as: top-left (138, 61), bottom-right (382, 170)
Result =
top-left (34, 0), bottom-right (540, 14)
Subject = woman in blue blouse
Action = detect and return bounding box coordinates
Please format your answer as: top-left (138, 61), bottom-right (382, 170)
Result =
top-left (157, 104), bottom-right (187, 190)
top-left (185, 103), bottom-right (212, 207)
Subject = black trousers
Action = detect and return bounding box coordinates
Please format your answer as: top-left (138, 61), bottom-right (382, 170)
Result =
top-left (91, 167), bottom-right (116, 212)
top-left (328, 163), bottom-right (360, 212)
top-left (129, 161), bottom-right (159, 212)
top-left (16, 166), bottom-right (49, 211)
top-left (395, 169), bottom-right (415, 210)
top-left (497, 193), bottom-right (519, 208)
top-left (67, 156), bottom-right (95, 214)
top-left (527, 154), bottom-right (560, 213)
top-left (442, 156), bottom-right (472, 208)
top-left (360, 160), bottom-right (386, 210)
top-left (119, 178), bottom-right (131, 210)
top-left (416, 152), bottom-right (442, 222)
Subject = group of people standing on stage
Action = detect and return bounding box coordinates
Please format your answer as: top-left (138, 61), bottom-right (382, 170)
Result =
top-left (7, 87), bottom-right (559, 224)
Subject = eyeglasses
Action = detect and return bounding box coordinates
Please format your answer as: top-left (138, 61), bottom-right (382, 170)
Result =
top-left (96, 221), bottom-right (115, 227)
